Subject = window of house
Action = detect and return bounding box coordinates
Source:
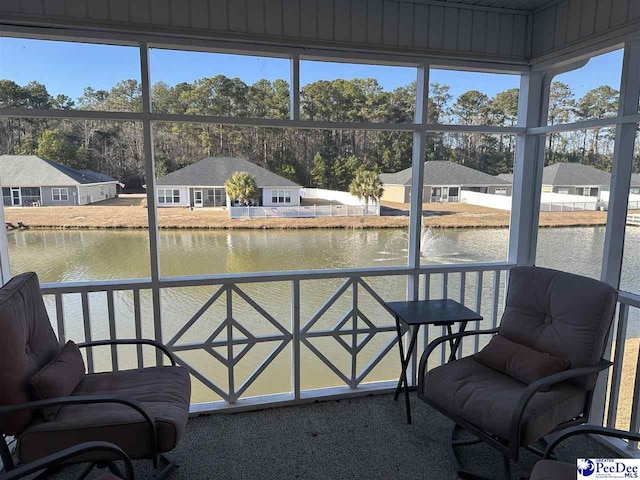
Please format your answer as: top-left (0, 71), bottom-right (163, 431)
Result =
top-left (495, 188), bottom-right (507, 195)
top-left (158, 189), bottom-right (180, 204)
top-left (271, 190), bottom-right (291, 204)
top-left (21, 187), bottom-right (40, 198)
top-left (558, 188), bottom-right (570, 194)
top-left (631, 187), bottom-right (640, 195)
top-left (52, 188), bottom-right (69, 201)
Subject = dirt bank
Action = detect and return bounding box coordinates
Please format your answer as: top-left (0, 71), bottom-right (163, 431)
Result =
top-left (3, 195), bottom-right (621, 230)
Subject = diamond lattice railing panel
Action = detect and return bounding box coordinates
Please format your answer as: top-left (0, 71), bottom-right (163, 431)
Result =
top-left (301, 278), bottom-right (401, 388)
top-left (168, 284), bottom-right (291, 402)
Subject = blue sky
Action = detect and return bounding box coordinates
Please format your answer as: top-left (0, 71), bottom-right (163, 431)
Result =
top-left (0, 37), bottom-right (624, 103)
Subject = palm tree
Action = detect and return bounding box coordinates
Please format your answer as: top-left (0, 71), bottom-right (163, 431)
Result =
top-left (225, 171), bottom-right (258, 206)
top-left (349, 169), bottom-right (384, 214)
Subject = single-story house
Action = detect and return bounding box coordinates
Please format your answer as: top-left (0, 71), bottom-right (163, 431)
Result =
top-left (379, 161), bottom-right (512, 204)
top-left (498, 163), bottom-right (640, 196)
top-left (155, 157), bottom-right (302, 208)
top-left (0, 155), bottom-right (119, 206)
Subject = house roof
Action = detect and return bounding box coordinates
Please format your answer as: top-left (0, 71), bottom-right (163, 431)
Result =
top-left (496, 165), bottom-right (640, 188)
top-left (156, 157), bottom-right (301, 188)
top-left (379, 161), bottom-right (512, 187)
top-left (0, 155), bottom-right (117, 187)
top-left (541, 162), bottom-right (613, 186)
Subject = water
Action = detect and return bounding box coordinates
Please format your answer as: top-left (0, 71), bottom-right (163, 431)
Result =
top-left (6, 226), bottom-right (640, 403)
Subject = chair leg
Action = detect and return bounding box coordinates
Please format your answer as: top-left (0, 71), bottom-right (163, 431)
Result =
top-left (502, 455), bottom-right (512, 480)
top-left (74, 462), bottom-right (96, 480)
top-left (106, 461), bottom-right (124, 478)
top-left (154, 454), bottom-right (176, 480)
top-left (447, 423), bottom-right (463, 472)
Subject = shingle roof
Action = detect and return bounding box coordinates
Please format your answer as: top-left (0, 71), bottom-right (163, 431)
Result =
top-left (495, 165), bottom-right (640, 187)
top-left (0, 155), bottom-right (117, 187)
top-left (379, 161), bottom-right (512, 187)
top-left (542, 163), bottom-right (612, 186)
top-left (156, 157), bottom-right (300, 188)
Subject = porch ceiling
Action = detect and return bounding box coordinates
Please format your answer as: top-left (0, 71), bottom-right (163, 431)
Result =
top-left (48, 394), bottom-right (613, 480)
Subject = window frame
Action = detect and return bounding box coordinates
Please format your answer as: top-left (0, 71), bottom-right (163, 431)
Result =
top-left (52, 187), bottom-right (69, 202)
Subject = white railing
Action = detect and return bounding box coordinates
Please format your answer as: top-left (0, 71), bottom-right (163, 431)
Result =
top-left (229, 204), bottom-right (381, 219)
top-left (628, 214), bottom-right (640, 226)
top-left (40, 262), bottom-right (514, 413)
top-left (601, 290), bottom-right (640, 455)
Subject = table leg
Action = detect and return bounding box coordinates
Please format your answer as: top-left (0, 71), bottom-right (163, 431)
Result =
top-left (394, 317), bottom-right (420, 424)
top-left (447, 321), bottom-right (468, 362)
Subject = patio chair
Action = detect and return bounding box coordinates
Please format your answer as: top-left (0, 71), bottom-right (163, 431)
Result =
top-left (529, 425), bottom-right (640, 480)
top-left (0, 272), bottom-right (191, 480)
top-left (417, 266), bottom-right (617, 479)
top-left (0, 441), bottom-right (134, 480)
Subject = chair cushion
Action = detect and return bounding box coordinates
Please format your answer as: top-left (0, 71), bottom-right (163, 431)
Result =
top-left (474, 335), bottom-right (569, 388)
top-left (17, 366), bottom-right (191, 463)
top-left (0, 272), bottom-right (61, 435)
top-left (499, 266), bottom-right (616, 389)
top-left (30, 340), bottom-right (86, 420)
top-left (530, 459), bottom-right (575, 480)
top-left (422, 357), bottom-right (587, 445)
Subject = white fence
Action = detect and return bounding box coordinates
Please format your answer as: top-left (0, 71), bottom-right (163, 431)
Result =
top-left (459, 190), bottom-right (512, 210)
top-left (540, 201), bottom-right (599, 212)
top-left (300, 188), bottom-right (376, 207)
top-left (229, 204), bottom-right (380, 219)
top-left (461, 190), bottom-right (640, 212)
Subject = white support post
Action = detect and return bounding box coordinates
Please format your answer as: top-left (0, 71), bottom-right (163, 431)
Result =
top-left (140, 42), bottom-right (164, 365)
top-left (407, 65), bottom-right (429, 385)
top-left (508, 71), bottom-right (549, 266)
top-left (591, 39), bottom-right (640, 428)
top-left (601, 39), bottom-right (640, 288)
top-left (408, 64), bottom-right (429, 292)
top-left (290, 55), bottom-right (300, 121)
top-left (0, 201), bottom-right (10, 285)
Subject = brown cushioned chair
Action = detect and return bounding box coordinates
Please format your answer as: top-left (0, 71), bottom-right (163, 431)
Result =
top-left (0, 441), bottom-right (134, 480)
top-left (0, 272), bottom-right (191, 480)
top-left (528, 426), bottom-right (640, 480)
top-left (417, 266), bottom-right (617, 479)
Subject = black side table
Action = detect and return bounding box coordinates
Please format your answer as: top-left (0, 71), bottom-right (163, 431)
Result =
top-left (385, 299), bottom-right (483, 424)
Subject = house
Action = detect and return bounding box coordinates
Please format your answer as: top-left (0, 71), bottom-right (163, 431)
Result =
top-left (155, 157), bottom-right (302, 208)
top-left (0, 155), bottom-right (119, 206)
top-left (379, 161), bottom-right (512, 204)
top-left (498, 163), bottom-right (640, 196)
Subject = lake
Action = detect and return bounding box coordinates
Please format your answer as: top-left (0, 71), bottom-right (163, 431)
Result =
top-left (6, 226), bottom-right (640, 403)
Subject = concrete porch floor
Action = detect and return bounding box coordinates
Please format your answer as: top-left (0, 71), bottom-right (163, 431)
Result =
top-left (53, 393), bottom-right (613, 479)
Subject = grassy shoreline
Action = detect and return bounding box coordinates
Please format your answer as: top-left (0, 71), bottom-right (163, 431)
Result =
top-left (3, 196), bottom-right (619, 231)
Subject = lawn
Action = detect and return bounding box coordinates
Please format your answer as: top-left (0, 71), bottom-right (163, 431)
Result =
top-left (3, 194), bottom-right (619, 230)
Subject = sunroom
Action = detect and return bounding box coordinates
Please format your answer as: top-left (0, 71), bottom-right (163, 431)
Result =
top-left (1, 0), bottom-right (640, 479)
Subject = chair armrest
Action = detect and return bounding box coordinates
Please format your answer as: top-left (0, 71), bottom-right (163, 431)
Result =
top-left (0, 395), bottom-right (158, 466)
top-left (544, 425), bottom-right (640, 459)
top-left (417, 328), bottom-right (499, 394)
top-left (0, 441), bottom-right (134, 480)
top-left (76, 339), bottom-right (176, 366)
top-left (510, 360), bottom-right (613, 453)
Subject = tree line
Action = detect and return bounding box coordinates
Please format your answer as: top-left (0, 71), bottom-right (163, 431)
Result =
top-left (0, 75), bottom-right (638, 191)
